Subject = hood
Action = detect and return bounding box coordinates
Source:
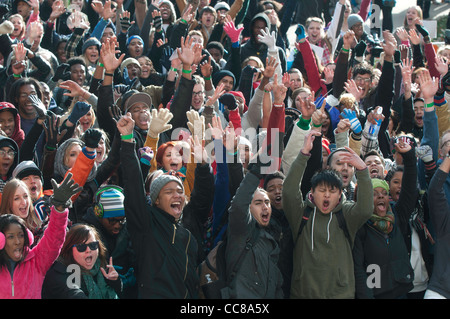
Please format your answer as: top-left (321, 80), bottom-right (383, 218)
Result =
top-left (0, 103), bottom-right (25, 148)
top-left (249, 12), bottom-right (270, 41)
top-left (0, 135), bottom-right (19, 178)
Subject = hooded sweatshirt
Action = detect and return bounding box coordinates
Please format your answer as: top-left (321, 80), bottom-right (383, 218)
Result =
top-left (0, 103), bottom-right (25, 149)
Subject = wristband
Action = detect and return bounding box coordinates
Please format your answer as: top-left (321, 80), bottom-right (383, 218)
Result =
top-left (182, 68), bottom-right (192, 74)
top-left (425, 102), bottom-right (434, 108)
top-left (180, 18), bottom-right (187, 24)
top-left (105, 73), bottom-right (114, 77)
top-left (312, 122), bottom-right (322, 128)
top-left (170, 67), bottom-right (178, 72)
top-left (13, 73), bottom-right (21, 78)
top-left (341, 47), bottom-right (350, 53)
top-left (121, 133), bottom-right (134, 140)
top-left (273, 103), bottom-right (284, 108)
top-left (97, 62), bottom-right (104, 68)
top-left (203, 75), bottom-right (211, 80)
top-left (264, 89), bottom-right (270, 93)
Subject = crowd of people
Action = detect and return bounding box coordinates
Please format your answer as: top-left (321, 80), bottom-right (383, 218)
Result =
top-left (0, 0), bottom-right (448, 300)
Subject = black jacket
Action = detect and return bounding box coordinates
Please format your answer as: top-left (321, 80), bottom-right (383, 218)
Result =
top-left (120, 140), bottom-right (199, 299)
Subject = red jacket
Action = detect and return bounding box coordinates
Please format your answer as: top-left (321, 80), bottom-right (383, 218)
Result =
top-left (0, 207), bottom-right (68, 298)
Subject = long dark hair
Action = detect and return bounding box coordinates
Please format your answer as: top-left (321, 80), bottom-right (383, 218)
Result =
top-left (0, 214), bottom-right (30, 269)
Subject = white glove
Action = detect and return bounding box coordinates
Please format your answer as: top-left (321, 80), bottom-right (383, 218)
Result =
top-left (186, 110), bottom-right (205, 140)
top-left (258, 27), bottom-right (277, 52)
top-left (147, 108), bottom-right (173, 138)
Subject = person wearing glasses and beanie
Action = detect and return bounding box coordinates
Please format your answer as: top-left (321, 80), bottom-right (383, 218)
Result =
top-left (81, 186), bottom-right (138, 298)
top-left (0, 173), bottom-right (81, 299)
top-left (0, 136), bottom-right (19, 197)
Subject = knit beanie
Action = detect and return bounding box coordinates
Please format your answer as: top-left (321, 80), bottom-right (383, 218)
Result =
top-left (212, 70), bottom-right (236, 88)
top-left (371, 178), bottom-right (389, 192)
top-left (126, 35), bottom-right (144, 47)
top-left (12, 160), bottom-right (43, 181)
top-left (120, 57), bottom-right (141, 73)
top-left (149, 174), bottom-right (184, 204)
top-left (96, 188), bottom-right (125, 218)
top-left (347, 14), bottom-right (364, 29)
top-left (82, 37), bottom-right (101, 54)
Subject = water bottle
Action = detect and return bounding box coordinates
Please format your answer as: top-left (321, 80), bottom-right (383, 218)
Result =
top-left (367, 108), bottom-right (382, 139)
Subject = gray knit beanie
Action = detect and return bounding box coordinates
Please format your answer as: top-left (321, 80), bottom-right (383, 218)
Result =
top-left (347, 14), bottom-right (364, 29)
top-left (149, 174), bottom-right (184, 205)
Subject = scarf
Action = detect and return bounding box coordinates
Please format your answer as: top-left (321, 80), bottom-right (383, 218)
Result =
top-left (162, 166), bottom-right (187, 182)
top-left (82, 259), bottom-right (118, 299)
top-left (368, 211), bottom-right (395, 234)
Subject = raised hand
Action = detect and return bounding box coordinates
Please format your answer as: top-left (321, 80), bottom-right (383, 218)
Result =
top-left (59, 80), bottom-right (88, 98)
top-left (344, 79), bottom-right (363, 101)
top-left (417, 69), bottom-right (438, 100)
top-left (297, 90), bottom-right (316, 120)
top-left (258, 27), bottom-right (276, 52)
top-left (28, 94), bottom-right (47, 121)
top-left (301, 130), bottom-right (322, 155)
top-left (272, 73), bottom-right (287, 104)
top-left (50, 172), bottom-right (83, 209)
top-left (262, 56), bottom-right (279, 79)
top-left (186, 110), bottom-right (205, 141)
top-left (101, 37), bottom-right (125, 73)
top-left (68, 101), bottom-right (91, 125)
top-left (340, 108), bottom-right (362, 134)
top-left (223, 15), bottom-right (243, 43)
top-left (147, 108), bottom-right (173, 138)
top-left (311, 101), bottom-right (328, 131)
top-left (177, 35), bottom-right (195, 69)
top-left (338, 146), bottom-right (367, 171)
top-left (100, 257), bottom-right (119, 281)
top-left (116, 112), bottom-right (135, 137)
top-left (205, 82), bottom-right (226, 107)
top-left (394, 136), bottom-right (413, 154)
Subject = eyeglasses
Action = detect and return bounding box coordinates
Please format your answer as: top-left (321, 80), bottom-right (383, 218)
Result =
top-left (73, 241), bottom-right (99, 252)
top-left (0, 150), bottom-right (16, 158)
top-left (373, 191), bottom-right (388, 198)
top-left (441, 140), bottom-right (450, 149)
top-left (354, 76), bottom-right (371, 83)
top-left (192, 91), bottom-right (204, 96)
top-left (107, 218), bottom-right (126, 225)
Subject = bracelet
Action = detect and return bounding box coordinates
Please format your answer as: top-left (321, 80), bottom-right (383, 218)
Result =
top-left (182, 68), bottom-right (192, 74)
top-left (13, 73), bottom-right (21, 78)
top-left (425, 102), bottom-right (434, 108)
top-left (180, 18), bottom-right (187, 24)
top-left (203, 75), bottom-right (211, 80)
top-left (170, 67), bottom-right (178, 72)
top-left (121, 133), bottom-right (134, 140)
top-left (105, 73), bottom-right (114, 77)
top-left (97, 62), bottom-right (104, 68)
top-left (341, 47), bottom-right (350, 53)
top-left (264, 89), bottom-right (270, 93)
top-left (273, 103), bottom-right (284, 107)
top-left (312, 122), bottom-right (322, 128)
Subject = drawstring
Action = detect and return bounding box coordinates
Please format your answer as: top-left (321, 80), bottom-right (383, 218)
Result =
top-left (311, 207), bottom-right (316, 251)
top-left (327, 212), bottom-right (333, 243)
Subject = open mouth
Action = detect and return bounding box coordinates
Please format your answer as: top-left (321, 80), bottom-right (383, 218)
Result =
top-left (415, 116), bottom-right (423, 125)
top-left (376, 200), bottom-right (386, 213)
top-left (170, 163), bottom-right (179, 170)
top-left (370, 168), bottom-right (379, 178)
top-left (261, 211), bottom-right (270, 223)
top-left (322, 199), bottom-right (330, 211)
top-left (274, 195), bottom-right (282, 204)
top-left (13, 248), bottom-right (22, 260)
top-left (30, 186), bottom-right (37, 193)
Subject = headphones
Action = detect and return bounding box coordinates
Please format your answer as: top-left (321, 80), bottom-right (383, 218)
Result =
top-left (93, 185), bottom-right (124, 218)
top-left (0, 228), bottom-right (34, 250)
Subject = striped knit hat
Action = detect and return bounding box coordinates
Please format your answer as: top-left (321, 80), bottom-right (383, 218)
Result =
top-left (97, 188), bottom-right (125, 218)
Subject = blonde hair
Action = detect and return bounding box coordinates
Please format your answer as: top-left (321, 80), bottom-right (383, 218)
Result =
top-left (8, 14), bottom-right (26, 40)
top-left (0, 179), bottom-right (41, 231)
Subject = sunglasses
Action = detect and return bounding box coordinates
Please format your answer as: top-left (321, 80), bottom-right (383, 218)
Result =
top-left (73, 241), bottom-right (99, 252)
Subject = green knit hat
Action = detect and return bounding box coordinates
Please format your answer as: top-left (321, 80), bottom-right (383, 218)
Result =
top-left (371, 178), bottom-right (389, 192)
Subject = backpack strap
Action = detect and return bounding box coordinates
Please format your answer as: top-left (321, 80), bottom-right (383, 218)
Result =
top-left (335, 210), bottom-right (352, 246)
top-left (296, 206), bottom-right (313, 244)
top-left (228, 226), bottom-right (261, 284)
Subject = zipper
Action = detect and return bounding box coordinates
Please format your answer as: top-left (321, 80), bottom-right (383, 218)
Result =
top-left (172, 224), bottom-right (177, 244)
top-left (11, 280), bottom-right (14, 297)
top-left (183, 231), bottom-right (191, 299)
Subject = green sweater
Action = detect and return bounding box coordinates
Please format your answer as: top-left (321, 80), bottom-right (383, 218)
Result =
top-left (283, 152), bottom-right (373, 299)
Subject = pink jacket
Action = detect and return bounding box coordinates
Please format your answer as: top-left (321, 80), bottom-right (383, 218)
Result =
top-left (0, 207), bottom-right (68, 299)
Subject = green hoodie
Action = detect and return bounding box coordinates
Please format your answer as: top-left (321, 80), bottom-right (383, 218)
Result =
top-left (283, 152), bottom-right (373, 299)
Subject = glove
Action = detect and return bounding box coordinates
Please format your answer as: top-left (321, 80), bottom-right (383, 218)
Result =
top-left (153, 14), bottom-right (162, 31)
top-left (120, 16), bottom-right (132, 31)
top-left (223, 20), bottom-right (243, 44)
top-left (52, 63), bottom-right (70, 82)
top-left (138, 146), bottom-right (154, 166)
top-left (394, 50), bottom-right (401, 65)
top-left (295, 24), bottom-right (306, 42)
top-left (257, 27), bottom-right (276, 52)
top-left (0, 20), bottom-right (13, 35)
top-left (160, 45), bottom-right (173, 71)
top-left (82, 128), bottom-right (103, 148)
top-left (340, 109), bottom-right (362, 134)
top-left (28, 94), bottom-right (47, 120)
top-left (50, 173), bottom-right (83, 209)
top-left (219, 93), bottom-right (237, 111)
top-left (147, 108), bottom-right (173, 138)
top-left (186, 110), bottom-right (205, 140)
top-left (68, 101), bottom-right (91, 124)
top-left (415, 145), bottom-right (433, 163)
top-left (44, 110), bottom-right (61, 149)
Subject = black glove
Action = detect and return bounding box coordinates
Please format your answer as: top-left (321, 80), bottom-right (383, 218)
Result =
top-left (52, 63), bottom-right (70, 82)
top-left (394, 50), bottom-right (401, 64)
top-left (50, 173), bottom-right (83, 209)
top-left (160, 45), bottom-right (173, 71)
top-left (28, 94), bottom-right (47, 120)
top-left (82, 128), bottom-right (103, 148)
top-left (153, 14), bottom-right (162, 31)
top-left (219, 93), bottom-right (237, 111)
top-left (120, 16), bottom-right (132, 32)
top-left (43, 111), bottom-right (61, 149)
top-left (415, 24), bottom-right (429, 38)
